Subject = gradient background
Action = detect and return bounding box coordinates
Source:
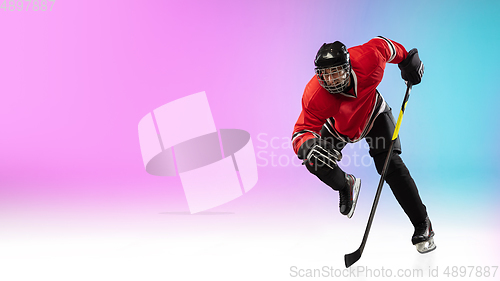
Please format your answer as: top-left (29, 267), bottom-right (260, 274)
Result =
top-left (1, 0), bottom-right (499, 280)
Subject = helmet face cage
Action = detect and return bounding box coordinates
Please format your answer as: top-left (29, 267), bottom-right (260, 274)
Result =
top-left (315, 62), bottom-right (351, 94)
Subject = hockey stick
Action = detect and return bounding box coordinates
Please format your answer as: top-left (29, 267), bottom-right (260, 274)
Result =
top-left (344, 83), bottom-right (412, 268)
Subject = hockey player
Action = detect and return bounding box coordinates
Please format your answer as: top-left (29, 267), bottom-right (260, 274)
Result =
top-left (292, 37), bottom-right (435, 253)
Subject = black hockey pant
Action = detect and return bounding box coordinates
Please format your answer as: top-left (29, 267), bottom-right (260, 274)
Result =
top-left (311, 107), bottom-right (428, 226)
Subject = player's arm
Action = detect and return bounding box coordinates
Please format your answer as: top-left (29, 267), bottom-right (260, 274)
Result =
top-left (370, 36), bottom-right (408, 64)
top-left (291, 104), bottom-right (323, 156)
top-left (370, 36), bottom-right (424, 85)
top-left (292, 101), bottom-right (342, 172)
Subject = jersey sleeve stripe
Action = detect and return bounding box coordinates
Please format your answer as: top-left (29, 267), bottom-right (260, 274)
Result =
top-left (375, 36), bottom-right (396, 63)
top-left (325, 119), bottom-right (348, 143)
top-left (292, 130), bottom-right (320, 143)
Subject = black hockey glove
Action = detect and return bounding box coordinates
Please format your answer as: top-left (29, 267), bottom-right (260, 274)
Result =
top-left (298, 138), bottom-right (342, 174)
top-left (398, 48), bottom-right (424, 85)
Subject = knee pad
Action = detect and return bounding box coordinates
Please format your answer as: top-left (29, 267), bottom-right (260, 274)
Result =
top-left (373, 153), bottom-right (409, 178)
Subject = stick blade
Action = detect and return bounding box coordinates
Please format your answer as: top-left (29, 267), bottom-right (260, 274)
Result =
top-left (344, 249), bottom-right (362, 268)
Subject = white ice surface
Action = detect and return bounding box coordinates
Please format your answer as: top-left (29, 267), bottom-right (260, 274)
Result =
top-left (0, 182), bottom-right (497, 281)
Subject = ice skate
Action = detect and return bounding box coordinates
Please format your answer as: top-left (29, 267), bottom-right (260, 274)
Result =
top-left (339, 174), bottom-right (361, 218)
top-left (412, 216), bottom-right (436, 253)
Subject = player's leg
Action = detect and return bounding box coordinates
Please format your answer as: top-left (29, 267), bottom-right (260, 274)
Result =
top-left (314, 126), bottom-right (360, 218)
top-left (366, 106), bottom-right (435, 252)
top-left (371, 152), bottom-right (427, 224)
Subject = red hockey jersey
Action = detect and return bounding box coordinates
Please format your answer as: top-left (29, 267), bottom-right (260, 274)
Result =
top-left (292, 36), bottom-right (408, 154)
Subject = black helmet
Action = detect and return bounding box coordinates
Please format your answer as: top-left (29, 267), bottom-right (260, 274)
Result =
top-left (314, 41), bottom-right (351, 94)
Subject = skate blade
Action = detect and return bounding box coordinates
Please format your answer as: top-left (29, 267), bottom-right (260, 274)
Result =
top-left (416, 237), bottom-right (436, 254)
top-left (347, 178), bottom-right (361, 219)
